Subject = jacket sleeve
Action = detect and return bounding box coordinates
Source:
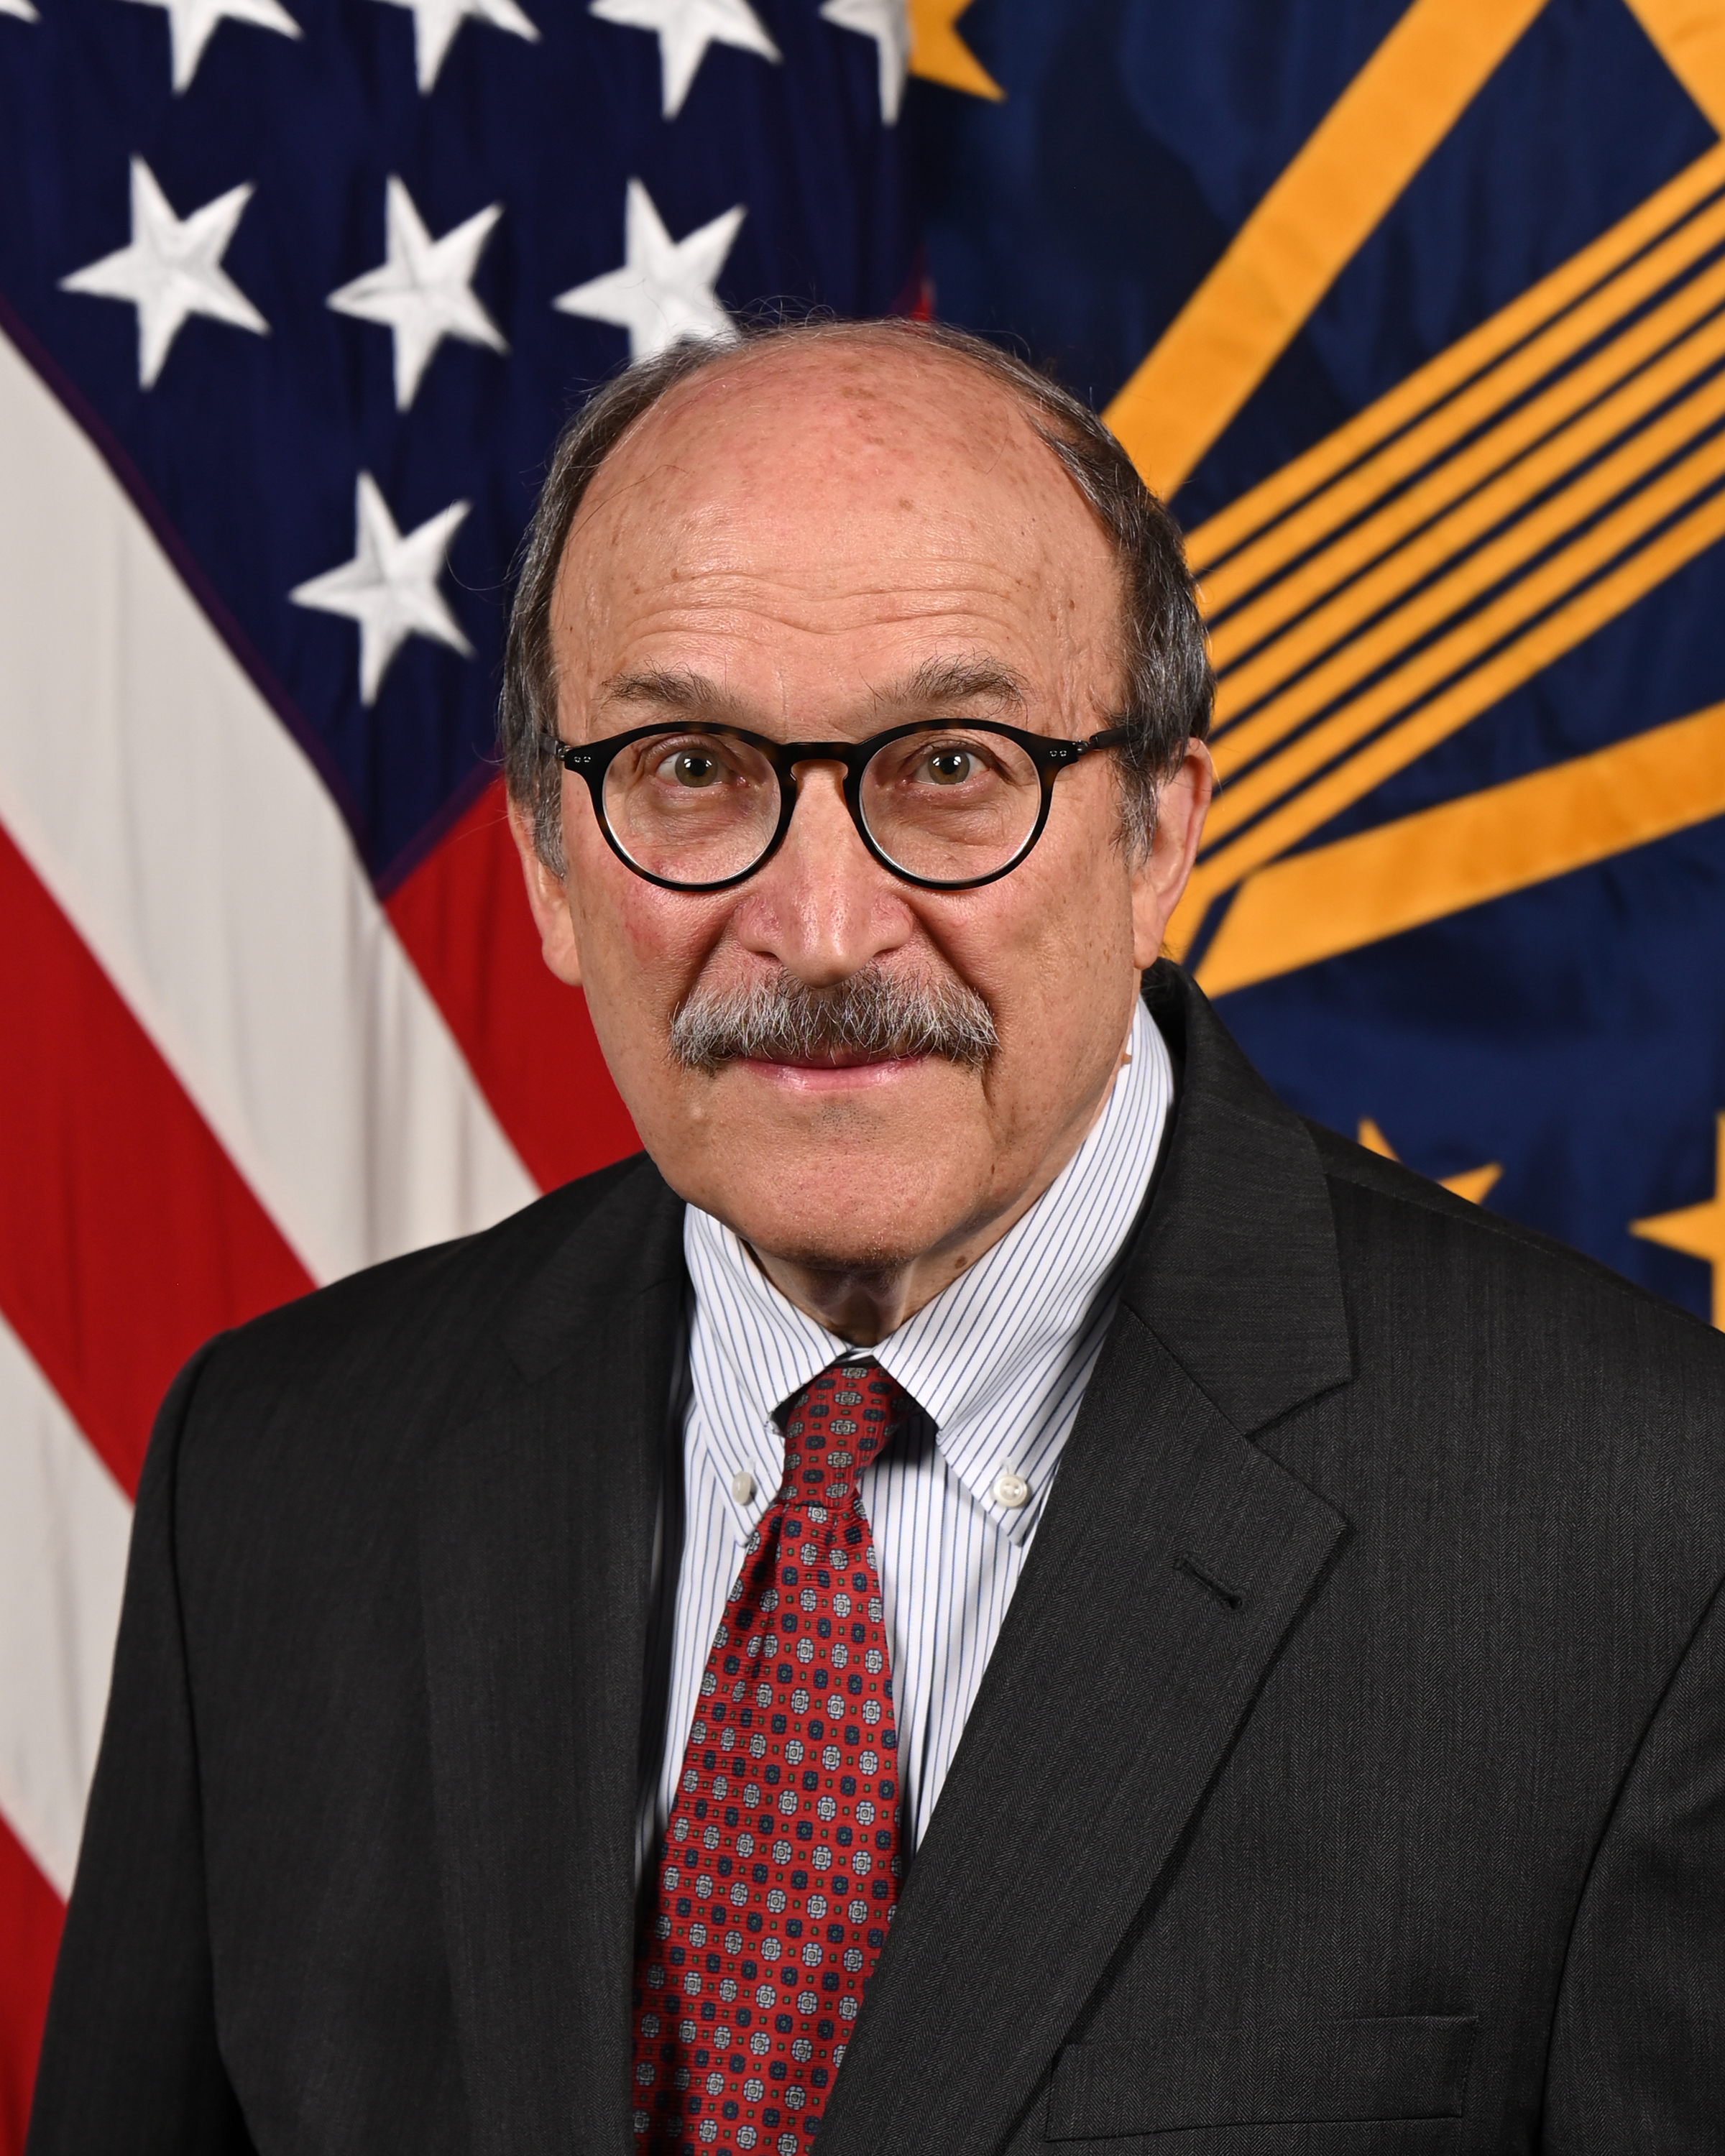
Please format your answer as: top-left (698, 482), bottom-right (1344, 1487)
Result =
top-left (1542, 1572), bottom-right (1725, 2151)
top-left (25, 1343), bottom-right (254, 2156)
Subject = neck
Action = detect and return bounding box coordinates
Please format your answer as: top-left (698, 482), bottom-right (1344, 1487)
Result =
top-left (748, 1235), bottom-right (1011, 1350)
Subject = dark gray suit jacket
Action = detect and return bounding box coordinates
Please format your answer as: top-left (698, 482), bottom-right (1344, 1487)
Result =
top-left (27, 965), bottom-right (1725, 2154)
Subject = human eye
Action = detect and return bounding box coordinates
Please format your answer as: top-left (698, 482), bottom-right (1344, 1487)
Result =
top-left (893, 729), bottom-right (1011, 790)
top-left (860, 724), bottom-right (1039, 879)
top-left (622, 732), bottom-right (768, 798)
top-left (921, 742), bottom-right (982, 786)
top-left (648, 736), bottom-right (732, 788)
top-left (602, 727), bottom-right (779, 883)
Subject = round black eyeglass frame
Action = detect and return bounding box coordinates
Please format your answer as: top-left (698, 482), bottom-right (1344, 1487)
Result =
top-left (552, 717), bottom-right (1134, 893)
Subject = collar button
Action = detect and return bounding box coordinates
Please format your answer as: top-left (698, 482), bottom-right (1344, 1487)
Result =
top-left (993, 1468), bottom-right (1031, 1510)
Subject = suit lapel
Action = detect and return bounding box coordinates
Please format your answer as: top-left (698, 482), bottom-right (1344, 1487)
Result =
top-left (419, 1162), bottom-right (685, 2156)
top-left (819, 967), bottom-right (1358, 2156)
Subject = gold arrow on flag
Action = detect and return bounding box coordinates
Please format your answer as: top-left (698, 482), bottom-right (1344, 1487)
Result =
top-left (1145, 126), bottom-right (1725, 983)
top-left (1099, 0), bottom-right (1725, 996)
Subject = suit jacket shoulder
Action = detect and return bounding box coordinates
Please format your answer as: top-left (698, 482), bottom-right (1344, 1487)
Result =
top-left (1308, 1114), bottom-right (1712, 1324)
top-left (186, 1147), bottom-right (663, 1410)
top-left (168, 1148), bottom-right (679, 1526)
top-left (1299, 1109), bottom-right (1725, 1539)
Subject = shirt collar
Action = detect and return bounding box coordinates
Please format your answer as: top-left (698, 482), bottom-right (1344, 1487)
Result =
top-left (684, 998), bottom-right (1173, 1541)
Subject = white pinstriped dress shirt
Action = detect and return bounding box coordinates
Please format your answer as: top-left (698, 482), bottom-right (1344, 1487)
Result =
top-left (639, 998), bottom-right (1174, 1873)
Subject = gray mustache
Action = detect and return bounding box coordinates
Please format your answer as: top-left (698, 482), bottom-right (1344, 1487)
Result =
top-left (669, 965), bottom-right (998, 1075)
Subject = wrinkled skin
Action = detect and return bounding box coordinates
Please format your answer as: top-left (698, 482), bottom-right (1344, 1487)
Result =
top-left (513, 336), bottom-right (1213, 1344)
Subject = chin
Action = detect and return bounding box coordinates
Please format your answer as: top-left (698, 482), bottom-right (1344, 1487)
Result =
top-left (757, 1230), bottom-right (919, 1281)
top-left (695, 1178), bottom-right (952, 1280)
top-left (739, 1201), bottom-right (921, 1273)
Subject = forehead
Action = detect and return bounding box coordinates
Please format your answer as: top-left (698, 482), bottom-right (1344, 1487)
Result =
top-left (551, 339), bottom-right (1120, 692)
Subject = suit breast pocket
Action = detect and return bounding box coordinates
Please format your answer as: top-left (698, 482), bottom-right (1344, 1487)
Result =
top-left (1044, 2016), bottom-right (1478, 2142)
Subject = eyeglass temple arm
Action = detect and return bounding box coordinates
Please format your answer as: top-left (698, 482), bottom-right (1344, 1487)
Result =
top-left (1044, 723), bottom-right (1134, 766)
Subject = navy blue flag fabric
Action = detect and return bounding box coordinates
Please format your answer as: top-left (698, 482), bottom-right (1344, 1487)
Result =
top-left (5, 0), bottom-right (1725, 2136)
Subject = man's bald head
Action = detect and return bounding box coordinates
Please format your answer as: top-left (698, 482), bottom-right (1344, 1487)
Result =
top-left (500, 319), bottom-right (1211, 873)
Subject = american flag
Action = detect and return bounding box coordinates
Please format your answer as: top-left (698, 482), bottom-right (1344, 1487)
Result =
top-left (10, 0), bottom-right (1725, 2142)
top-left (0, 0), bottom-right (926, 2131)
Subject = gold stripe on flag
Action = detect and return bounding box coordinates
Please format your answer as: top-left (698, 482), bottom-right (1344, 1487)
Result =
top-left (1207, 220), bottom-right (1725, 671)
top-left (1213, 353), bottom-right (1725, 769)
top-left (1103, 0), bottom-right (1551, 498)
top-left (1185, 140), bottom-right (1725, 570)
top-left (1195, 699), bottom-right (1725, 993)
top-left (1171, 476), bottom-right (1725, 952)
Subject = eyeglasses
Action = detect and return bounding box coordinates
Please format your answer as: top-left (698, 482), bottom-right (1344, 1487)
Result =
top-left (552, 717), bottom-right (1133, 893)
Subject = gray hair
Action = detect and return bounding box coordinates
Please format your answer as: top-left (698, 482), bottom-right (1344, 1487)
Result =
top-left (669, 962), bottom-right (999, 1076)
top-left (499, 318), bottom-right (1213, 874)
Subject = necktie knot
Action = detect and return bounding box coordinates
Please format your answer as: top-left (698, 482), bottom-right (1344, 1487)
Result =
top-left (781, 1360), bottom-right (915, 1498)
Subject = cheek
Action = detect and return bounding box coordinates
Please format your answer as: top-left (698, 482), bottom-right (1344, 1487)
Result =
top-left (564, 804), bottom-right (693, 977)
top-left (583, 911), bottom-right (730, 1044)
top-left (944, 809), bottom-right (1136, 1017)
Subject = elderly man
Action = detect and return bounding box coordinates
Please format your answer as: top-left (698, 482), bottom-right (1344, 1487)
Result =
top-left (29, 322), bottom-right (1725, 2156)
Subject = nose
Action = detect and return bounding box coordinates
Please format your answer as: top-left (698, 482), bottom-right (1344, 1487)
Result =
top-left (731, 757), bottom-right (911, 987)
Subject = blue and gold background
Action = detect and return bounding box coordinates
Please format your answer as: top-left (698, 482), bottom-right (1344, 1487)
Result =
top-left (915, 0), bottom-right (1725, 1325)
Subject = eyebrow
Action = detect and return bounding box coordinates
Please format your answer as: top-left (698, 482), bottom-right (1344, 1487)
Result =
top-left (598, 658), bottom-right (1029, 724)
top-left (603, 668), bottom-right (727, 712)
top-left (882, 658), bottom-right (1027, 714)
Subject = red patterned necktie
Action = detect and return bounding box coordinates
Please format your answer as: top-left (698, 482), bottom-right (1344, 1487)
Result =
top-left (630, 1359), bottom-right (915, 2154)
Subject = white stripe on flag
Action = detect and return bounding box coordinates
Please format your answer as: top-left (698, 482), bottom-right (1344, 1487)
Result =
top-left (0, 1314), bottom-right (131, 1899)
top-left (0, 323), bottom-right (536, 1283)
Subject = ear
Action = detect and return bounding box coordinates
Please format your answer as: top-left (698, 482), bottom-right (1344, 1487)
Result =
top-left (507, 794), bottom-right (584, 989)
top-left (1130, 739), bottom-right (1215, 970)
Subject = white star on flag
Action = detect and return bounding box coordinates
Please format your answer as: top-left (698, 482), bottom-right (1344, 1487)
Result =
top-left (60, 157), bottom-right (269, 389)
top-left (124, 0), bottom-right (301, 92)
top-left (327, 177), bottom-right (507, 410)
top-left (588, 0), bottom-right (778, 119)
top-left (372, 0), bottom-right (538, 93)
top-left (290, 473), bottom-right (473, 704)
top-left (819, 0), bottom-right (908, 123)
top-left (553, 177), bottom-right (742, 361)
top-left (1, 0), bottom-right (41, 24)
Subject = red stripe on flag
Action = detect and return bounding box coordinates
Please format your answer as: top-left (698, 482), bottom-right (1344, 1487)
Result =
top-left (0, 1817), bottom-right (62, 2156)
top-left (387, 780), bottom-right (639, 1193)
top-left (0, 821), bottom-right (313, 1498)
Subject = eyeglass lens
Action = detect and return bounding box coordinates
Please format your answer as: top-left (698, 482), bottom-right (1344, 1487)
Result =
top-left (598, 727), bottom-right (1046, 887)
